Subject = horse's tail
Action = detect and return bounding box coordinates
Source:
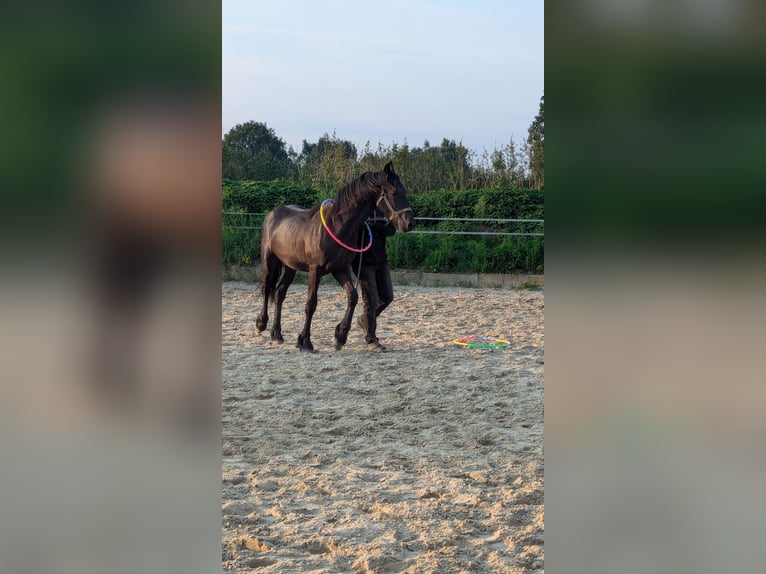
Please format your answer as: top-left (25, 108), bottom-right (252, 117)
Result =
top-left (260, 211), bottom-right (282, 304)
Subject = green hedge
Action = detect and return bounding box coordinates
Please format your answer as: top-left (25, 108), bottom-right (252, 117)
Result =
top-left (222, 180), bottom-right (544, 273)
top-left (223, 179), bottom-right (323, 213)
top-left (409, 188), bottom-right (544, 222)
top-left (386, 234), bottom-right (543, 273)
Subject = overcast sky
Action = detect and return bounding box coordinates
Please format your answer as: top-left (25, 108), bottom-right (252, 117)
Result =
top-left (223, 0), bottom-right (543, 155)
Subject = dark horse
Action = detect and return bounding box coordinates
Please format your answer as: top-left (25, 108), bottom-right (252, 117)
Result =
top-left (256, 162), bottom-right (415, 352)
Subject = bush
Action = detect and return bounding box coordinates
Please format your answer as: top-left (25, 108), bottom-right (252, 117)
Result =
top-left (222, 181), bottom-right (544, 273)
top-left (386, 233), bottom-right (543, 273)
top-left (222, 225), bottom-right (261, 267)
top-left (223, 179), bottom-right (323, 213)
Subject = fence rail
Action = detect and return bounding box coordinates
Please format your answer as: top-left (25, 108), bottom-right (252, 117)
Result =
top-left (411, 230), bottom-right (544, 237)
top-left (414, 216), bottom-right (544, 223)
top-left (223, 213), bottom-right (544, 238)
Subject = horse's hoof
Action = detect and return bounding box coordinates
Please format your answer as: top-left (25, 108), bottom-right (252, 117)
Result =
top-left (255, 318), bottom-right (267, 332)
top-left (334, 338), bottom-right (347, 350)
top-left (271, 335), bottom-right (284, 345)
top-left (296, 335), bottom-right (314, 352)
top-left (334, 324), bottom-right (349, 347)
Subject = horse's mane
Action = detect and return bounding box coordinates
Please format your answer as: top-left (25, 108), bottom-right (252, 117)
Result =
top-left (332, 171), bottom-right (388, 214)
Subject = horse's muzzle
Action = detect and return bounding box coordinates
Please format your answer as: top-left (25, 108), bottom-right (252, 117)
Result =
top-left (392, 209), bottom-right (415, 232)
top-left (377, 194), bottom-right (415, 232)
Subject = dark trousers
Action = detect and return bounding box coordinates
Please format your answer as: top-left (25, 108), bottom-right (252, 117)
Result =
top-left (357, 263), bottom-right (393, 343)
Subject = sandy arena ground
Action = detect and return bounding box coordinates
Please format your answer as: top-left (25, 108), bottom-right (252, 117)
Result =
top-left (222, 280), bottom-right (544, 573)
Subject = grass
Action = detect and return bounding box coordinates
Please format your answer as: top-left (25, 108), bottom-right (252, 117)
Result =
top-left (514, 281), bottom-right (542, 291)
top-left (222, 265), bottom-right (543, 290)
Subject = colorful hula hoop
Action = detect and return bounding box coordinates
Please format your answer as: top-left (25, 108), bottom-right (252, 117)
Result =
top-left (319, 199), bottom-right (373, 253)
top-left (453, 336), bottom-right (510, 349)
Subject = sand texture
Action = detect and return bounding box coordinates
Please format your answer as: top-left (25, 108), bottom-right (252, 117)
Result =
top-left (222, 281), bottom-right (544, 573)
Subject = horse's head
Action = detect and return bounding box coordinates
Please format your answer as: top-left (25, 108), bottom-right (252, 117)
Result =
top-left (375, 161), bottom-right (415, 232)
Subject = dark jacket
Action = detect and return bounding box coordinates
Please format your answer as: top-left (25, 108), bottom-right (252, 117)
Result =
top-left (352, 211), bottom-right (395, 268)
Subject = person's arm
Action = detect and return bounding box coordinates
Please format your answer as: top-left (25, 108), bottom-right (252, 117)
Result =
top-left (367, 209), bottom-right (395, 237)
top-left (368, 219), bottom-right (393, 236)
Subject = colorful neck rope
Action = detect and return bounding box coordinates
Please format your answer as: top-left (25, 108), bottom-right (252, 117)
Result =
top-left (319, 199), bottom-right (373, 253)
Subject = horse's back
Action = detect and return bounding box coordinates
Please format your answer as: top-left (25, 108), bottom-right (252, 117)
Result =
top-left (262, 205), bottom-right (310, 236)
top-left (284, 204), bottom-right (310, 212)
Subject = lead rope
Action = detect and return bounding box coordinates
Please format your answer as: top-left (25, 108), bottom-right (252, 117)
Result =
top-left (354, 234), bottom-right (364, 289)
top-left (355, 208), bottom-right (376, 289)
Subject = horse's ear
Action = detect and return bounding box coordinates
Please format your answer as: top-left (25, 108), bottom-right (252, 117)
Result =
top-left (384, 161), bottom-right (395, 175)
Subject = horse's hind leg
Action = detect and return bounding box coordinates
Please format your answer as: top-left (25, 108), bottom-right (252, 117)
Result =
top-left (256, 252), bottom-right (281, 333)
top-left (331, 268), bottom-right (358, 350)
top-left (256, 296), bottom-right (269, 333)
top-left (270, 267), bottom-right (296, 344)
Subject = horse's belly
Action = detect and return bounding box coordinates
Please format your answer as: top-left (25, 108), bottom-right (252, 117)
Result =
top-left (282, 257), bottom-right (310, 272)
top-left (270, 237), bottom-right (311, 271)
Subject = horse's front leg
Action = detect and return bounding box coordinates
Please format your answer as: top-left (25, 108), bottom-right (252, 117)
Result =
top-left (331, 268), bottom-right (358, 351)
top-left (297, 267), bottom-right (321, 352)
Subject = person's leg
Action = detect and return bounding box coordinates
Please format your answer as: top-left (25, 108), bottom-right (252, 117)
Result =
top-left (375, 263), bottom-right (394, 317)
top-left (358, 265), bottom-right (388, 351)
top-left (357, 265), bottom-right (378, 343)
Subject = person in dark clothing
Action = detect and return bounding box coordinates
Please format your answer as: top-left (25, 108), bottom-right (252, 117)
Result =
top-left (352, 208), bottom-right (396, 352)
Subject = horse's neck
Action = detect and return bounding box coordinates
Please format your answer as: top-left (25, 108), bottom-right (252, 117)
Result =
top-left (330, 199), bottom-right (374, 233)
top-left (347, 202), bottom-right (374, 226)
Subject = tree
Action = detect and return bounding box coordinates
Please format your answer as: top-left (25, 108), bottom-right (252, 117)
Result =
top-left (504, 136), bottom-right (528, 188)
top-left (222, 121), bottom-right (291, 180)
top-left (296, 131), bottom-right (358, 190)
top-left (436, 138), bottom-right (472, 190)
top-left (527, 94), bottom-right (544, 189)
